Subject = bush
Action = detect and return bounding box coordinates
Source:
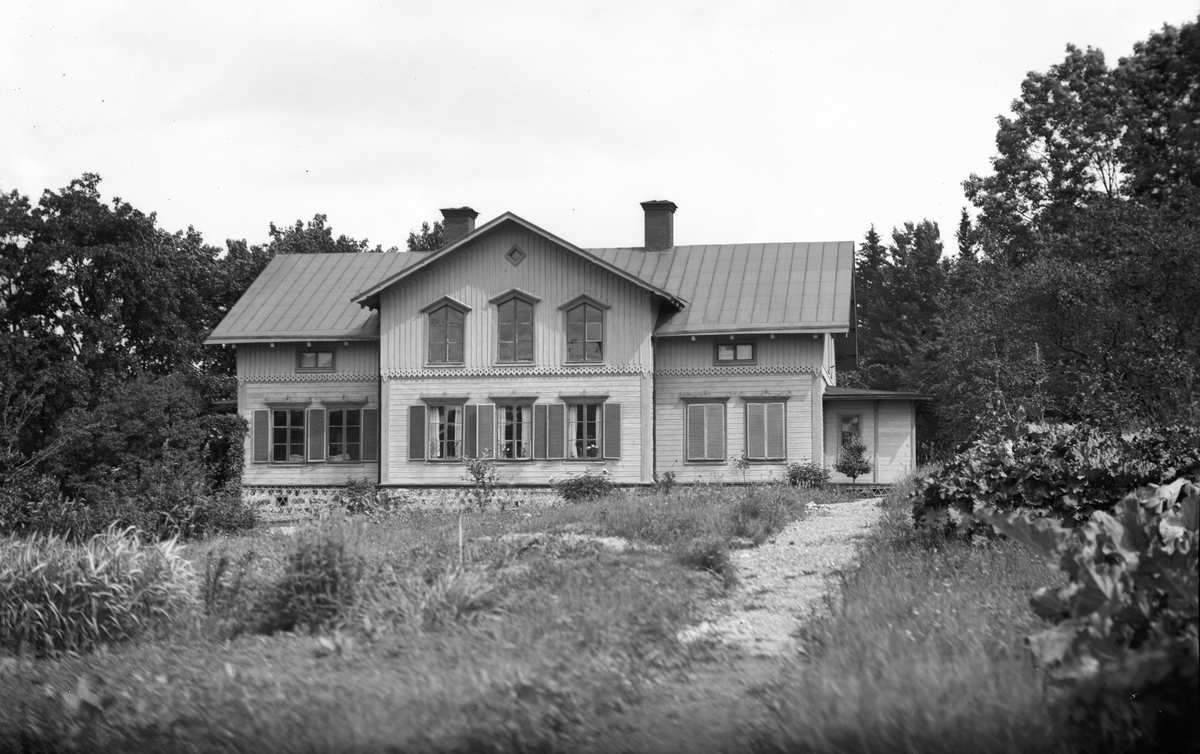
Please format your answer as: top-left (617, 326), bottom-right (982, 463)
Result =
top-left (676, 536), bottom-right (736, 588)
top-left (978, 479), bottom-right (1199, 752)
top-left (785, 461), bottom-right (830, 489)
top-left (913, 422), bottom-right (1200, 535)
top-left (729, 485), bottom-right (796, 545)
top-left (0, 526), bottom-right (195, 655)
top-left (265, 509), bottom-right (367, 632)
top-left (553, 469), bottom-right (615, 503)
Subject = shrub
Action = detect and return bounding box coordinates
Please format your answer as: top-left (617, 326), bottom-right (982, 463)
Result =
top-left (461, 456), bottom-right (503, 511)
top-left (977, 479), bottom-right (1199, 752)
top-left (913, 422), bottom-right (1200, 535)
top-left (651, 470), bottom-right (677, 495)
top-left (199, 548), bottom-right (269, 637)
top-left (729, 485), bottom-right (795, 545)
top-left (333, 478), bottom-right (382, 517)
top-left (834, 435), bottom-right (872, 482)
top-left (265, 509), bottom-right (367, 632)
top-left (553, 469), bottom-right (615, 503)
top-left (676, 536), bottom-right (736, 588)
top-left (785, 460), bottom-right (830, 489)
top-left (0, 526), bottom-right (195, 655)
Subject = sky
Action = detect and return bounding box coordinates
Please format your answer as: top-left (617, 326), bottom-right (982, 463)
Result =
top-left (2, 0), bottom-right (1197, 253)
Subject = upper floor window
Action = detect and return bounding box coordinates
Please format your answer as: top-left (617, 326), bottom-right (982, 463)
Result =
top-left (298, 349), bottom-right (335, 371)
top-left (428, 304), bottom-right (465, 364)
top-left (566, 302), bottom-right (604, 362)
top-left (715, 341), bottom-right (756, 364)
top-left (496, 293), bottom-right (536, 363)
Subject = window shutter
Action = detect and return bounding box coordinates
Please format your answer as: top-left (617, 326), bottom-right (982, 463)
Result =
top-left (766, 402), bottom-right (786, 459)
top-left (533, 404), bottom-right (548, 459)
top-left (408, 405), bottom-right (426, 460)
top-left (362, 408), bottom-right (379, 462)
top-left (465, 405), bottom-right (478, 458)
top-left (603, 403), bottom-right (621, 459)
top-left (705, 403), bottom-right (725, 461)
top-left (307, 407), bottom-right (327, 462)
top-left (477, 404), bottom-right (496, 459)
top-left (686, 404), bottom-right (706, 461)
top-left (252, 410), bottom-right (270, 463)
top-left (547, 404), bottom-right (565, 459)
top-left (746, 403), bottom-right (766, 460)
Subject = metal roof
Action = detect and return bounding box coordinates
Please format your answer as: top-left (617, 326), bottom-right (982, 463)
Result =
top-left (205, 252), bottom-right (418, 344)
top-left (589, 241), bottom-right (855, 335)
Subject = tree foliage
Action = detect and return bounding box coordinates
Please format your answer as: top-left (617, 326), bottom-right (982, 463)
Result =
top-left (406, 220), bottom-right (444, 252)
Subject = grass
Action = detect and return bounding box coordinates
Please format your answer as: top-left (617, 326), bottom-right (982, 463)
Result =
top-left (0, 480), bottom-right (1092, 753)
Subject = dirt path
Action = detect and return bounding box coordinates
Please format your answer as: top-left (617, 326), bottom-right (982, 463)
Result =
top-left (580, 499), bottom-right (885, 753)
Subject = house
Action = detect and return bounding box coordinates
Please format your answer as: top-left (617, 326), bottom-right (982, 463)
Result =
top-left (205, 201), bottom-right (924, 503)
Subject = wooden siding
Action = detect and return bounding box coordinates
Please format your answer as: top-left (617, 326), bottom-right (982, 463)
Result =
top-left (238, 342), bottom-right (379, 377)
top-left (823, 400), bottom-right (915, 484)
top-left (382, 373), bottom-right (650, 486)
top-left (241, 381), bottom-right (381, 487)
top-left (655, 373), bottom-right (818, 483)
top-left (654, 334), bottom-right (824, 370)
top-left (379, 226), bottom-right (656, 373)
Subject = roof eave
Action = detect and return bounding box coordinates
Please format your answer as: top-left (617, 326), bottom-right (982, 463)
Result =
top-left (204, 333), bottom-right (381, 345)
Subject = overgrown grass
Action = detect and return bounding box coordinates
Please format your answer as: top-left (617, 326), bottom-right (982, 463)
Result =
top-left (748, 476), bottom-right (1072, 753)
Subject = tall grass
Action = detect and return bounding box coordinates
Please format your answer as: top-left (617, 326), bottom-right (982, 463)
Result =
top-left (750, 477), bottom-right (1071, 753)
top-left (0, 526), bottom-right (195, 655)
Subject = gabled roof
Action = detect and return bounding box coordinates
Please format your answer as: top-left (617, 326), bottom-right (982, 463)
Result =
top-left (589, 241), bottom-right (855, 336)
top-left (352, 212), bottom-right (686, 311)
top-left (205, 252), bottom-right (417, 344)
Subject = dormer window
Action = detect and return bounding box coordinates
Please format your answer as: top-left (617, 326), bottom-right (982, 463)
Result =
top-left (492, 290), bottom-right (539, 364)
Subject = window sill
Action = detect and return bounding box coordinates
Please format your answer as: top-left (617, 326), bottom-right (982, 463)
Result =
top-left (295, 369), bottom-right (337, 374)
top-left (424, 363), bottom-right (466, 369)
top-left (562, 361), bottom-right (607, 367)
top-left (494, 362), bottom-right (537, 368)
top-left (684, 459), bottom-right (727, 464)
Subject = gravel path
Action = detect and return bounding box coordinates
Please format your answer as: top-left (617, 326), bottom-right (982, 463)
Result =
top-left (681, 498), bottom-right (884, 656)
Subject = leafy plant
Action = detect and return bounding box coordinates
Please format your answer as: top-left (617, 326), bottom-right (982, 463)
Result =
top-left (461, 455), bottom-right (503, 511)
top-left (334, 477), bottom-right (382, 517)
top-left (835, 435), bottom-right (872, 483)
top-left (265, 509), bottom-right (366, 633)
top-left (553, 469), bottom-right (614, 503)
top-left (785, 460), bottom-right (830, 489)
top-left (976, 479), bottom-right (1199, 752)
top-left (651, 470), bottom-right (676, 496)
top-left (0, 526), bottom-right (195, 655)
top-left (676, 536), bottom-right (736, 589)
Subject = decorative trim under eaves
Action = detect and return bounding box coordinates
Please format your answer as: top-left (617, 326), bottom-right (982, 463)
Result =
top-left (239, 373), bottom-right (381, 385)
top-left (385, 366), bottom-right (649, 379)
top-left (654, 365), bottom-right (820, 377)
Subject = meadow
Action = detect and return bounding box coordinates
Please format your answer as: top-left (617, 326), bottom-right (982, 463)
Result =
top-left (1, 481), bottom-right (1081, 753)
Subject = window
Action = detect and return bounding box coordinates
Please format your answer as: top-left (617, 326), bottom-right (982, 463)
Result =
top-left (567, 403), bottom-right (603, 458)
top-left (428, 304), bottom-right (465, 364)
top-left (685, 402), bottom-right (726, 461)
top-left (566, 302), bottom-right (603, 362)
top-left (497, 296), bottom-right (535, 363)
top-left (428, 405), bottom-right (464, 459)
top-left (715, 342), bottom-right (755, 364)
top-left (328, 409), bottom-right (361, 462)
top-left (272, 409), bottom-right (306, 462)
top-left (497, 404), bottom-right (533, 460)
top-left (840, 414), bottom-right (862, 449)
top-left (745, 401), bottom-right (786, 460)
top-left (298, 350), bottom-right (335, 371)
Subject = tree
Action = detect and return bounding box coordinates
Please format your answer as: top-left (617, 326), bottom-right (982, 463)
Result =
top-left (835, 434), bottom-right (872, 483)
top-left (266, 214), bottom-right (395, 255)
top-left (407, 220), bottom-right (444, 251)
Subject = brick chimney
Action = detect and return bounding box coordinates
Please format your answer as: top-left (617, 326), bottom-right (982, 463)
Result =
top-left (440, 207), bottom-right (479, 246)
top-left (640, 200), bottom-right (677, 250)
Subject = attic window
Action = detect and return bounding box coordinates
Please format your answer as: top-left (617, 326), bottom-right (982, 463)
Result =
top-left (714, 342), bottom-right (755, 365)
top-left (298, 349), bottom-right (335, 372)
top-left (505, 245), bottom-right (526, 266)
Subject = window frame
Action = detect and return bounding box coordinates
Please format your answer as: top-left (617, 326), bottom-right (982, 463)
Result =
top-left (565, 401), bottom-right (605, 460)
top-left (838, 413), bottom-right (863, 453)
top-left (560, 294), bottom-right (610, 365)
top-left (682, 397), bottom-right (729, 463)
top-left (270, 408), bottom-right (307, 463)
top-left (491, 289), bottom-right (540, 365)
top-left (496, 402), bottom-right (535, 461)
top-left (422, 297), bottom-right (470, 367)
top-left (743, 398), bottom-right (787, 461)
top-left (296, 347), bottom-right (336, 372)
top-left (326, 407), bottom-right (364, 463)
top-left (713, 340), bottom-right (757, 365)
top-left (426, 403), bottom-right (466, 461)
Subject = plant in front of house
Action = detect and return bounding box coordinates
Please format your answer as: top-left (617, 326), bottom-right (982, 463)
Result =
top-left (460, 455), bottom-right (503, 512)
top-left (553, 468), bottom-right (615, 503)
top-left (835, 435), bottom-right (872, 483)
top-left (785, 460), bottom-right (831, 489)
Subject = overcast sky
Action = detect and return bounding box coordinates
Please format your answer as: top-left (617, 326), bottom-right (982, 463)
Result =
top-left (2, 1), bottom-right (1197, 253)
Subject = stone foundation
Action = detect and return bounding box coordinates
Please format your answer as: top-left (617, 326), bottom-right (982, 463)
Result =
top-left (242, 485), bottom-right (563, 522)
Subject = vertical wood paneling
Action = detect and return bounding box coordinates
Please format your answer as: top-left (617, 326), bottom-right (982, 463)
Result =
top-left (654, 335), bottom-right (825, 370)
top-left (380, 226), bottom-right (656, 372)
top-left (239, 342), bottom-right (379, 376)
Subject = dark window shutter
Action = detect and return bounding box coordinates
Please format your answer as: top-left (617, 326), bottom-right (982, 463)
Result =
top-left (408, 405), bottom-right (426, 460)
top-left (705, 403), bottom-right (725, 461)
top-left (603, 403), bottom-right (621, 459)
top-left (746, 403), bottom-right (766, 459)
top-left (478, 404), bottom-right (496, 459)
top-left (362, 408), bottom-right (379, 462)
top-left (766, 402), bottom-right (786, 459)
top-left (307, 408), bottom-right (327, 462)
top-left (547, 404), bottom-right (565, 459)
top-left (253, 409), bottom-right (270, 463)
top-left (465, 405), bottom-right (478, 458)
top-left (686, 404), bottom-right (705, 461)
top-left (533, 404), bottom-right (548, 459)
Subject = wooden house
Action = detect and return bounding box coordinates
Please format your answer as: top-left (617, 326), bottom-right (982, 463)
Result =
top-left (206, 201), bottom-right (924, 501)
